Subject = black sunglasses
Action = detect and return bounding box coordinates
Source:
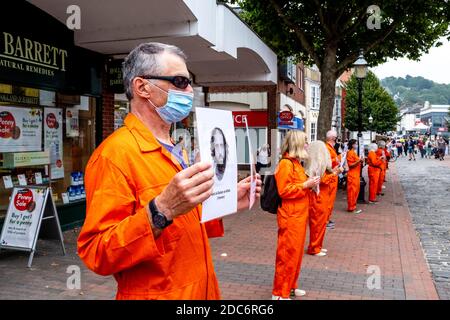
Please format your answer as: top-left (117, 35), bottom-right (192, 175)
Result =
top-left (140, 75), bottom-right (192, 89)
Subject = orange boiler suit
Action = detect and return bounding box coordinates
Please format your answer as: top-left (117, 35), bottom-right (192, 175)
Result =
top-left (273, 155), bottom-right (310, 298)
top-left (367, 150), bottom-right (383, 202)
top-left (375, 148), bottom-right (390, 195)
top-left (307, 171), bottom-right (336, 255)
top-left (323, 143), bottom-right (340, 221)
top-left (77, 113), bottom-right (223, 300)
top-left (346, 149), bottom-right (361, 211)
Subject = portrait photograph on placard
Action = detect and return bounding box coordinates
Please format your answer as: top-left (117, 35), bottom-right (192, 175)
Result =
top-left (195, 107), bottom-right (237, 223)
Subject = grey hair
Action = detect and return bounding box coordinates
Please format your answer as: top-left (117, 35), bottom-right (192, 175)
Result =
top-left (122, 42), bottom-right (187, 101)
top-left (378, 140), bottom-right (386, 148)
top-left (326, 130), bottom-right (337, 140)
top-left (369, 143), bottom-right (378, 152)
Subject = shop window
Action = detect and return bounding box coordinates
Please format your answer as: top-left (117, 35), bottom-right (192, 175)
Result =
top-left (0, 85), bottom-right (96, 219)
top-left (235, 128), bottom-right (267, 164)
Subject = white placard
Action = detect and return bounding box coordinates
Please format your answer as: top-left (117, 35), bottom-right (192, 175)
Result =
top-left (61, 193), bottom-right (69, 204)
top-left (196, 107), bottom-right (237, 222)
top-left (244, 118), bottom-right (257, 209)
top-left (34, 172), bottom-right (43, 185)
top-left (3, 175), bottom-right (13, 189)
top-left (17, 174), bottom-right (27, 186)
top-left (44, 108), bottom-right (64, 179)
top-left (0, 106), bottom-right (42, 152)
top-left (0, 187), bottom-right (46, 249)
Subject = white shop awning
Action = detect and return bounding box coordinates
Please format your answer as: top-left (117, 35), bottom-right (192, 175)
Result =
top-left (27, 0), bottom-right (278, 87)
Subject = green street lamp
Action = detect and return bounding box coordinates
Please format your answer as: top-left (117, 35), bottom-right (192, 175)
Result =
top-left (353, 49), bottom-right (368, 203)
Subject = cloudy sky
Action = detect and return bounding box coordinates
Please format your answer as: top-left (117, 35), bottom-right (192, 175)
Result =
top-left (371, 36), bottom-right (450, 85)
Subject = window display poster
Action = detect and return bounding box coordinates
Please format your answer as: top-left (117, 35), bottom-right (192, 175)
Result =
top-left (44, 108), bottom-right (64, 179)
top-left (66, 108), bottom-right (79, 137)
top-left (17, 174), bottom-right (27, 186)
top-left (3, 175), bottom-right (13, 189)
top-left (0, 187), bottom-right (46, 249)
top-left (0, 106), bottom-right (42, 152)
top-left (195, 107), bottom-right (237, 223)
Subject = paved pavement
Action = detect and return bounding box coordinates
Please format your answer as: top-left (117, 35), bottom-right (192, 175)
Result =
top-left (395, 154), bottom-right (450, 299)
top-left (0, 161), bottom-right (440, 300)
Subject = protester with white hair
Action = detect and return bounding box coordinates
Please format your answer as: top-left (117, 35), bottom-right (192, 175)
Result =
top-left (367, 143), bottom-right (384, 204)
top-left (322, 130), bottom-right (343, 229)
top-left (304, 141), bottom-right (340, 256)
top-left (375, 140), bottom-right (390, 196)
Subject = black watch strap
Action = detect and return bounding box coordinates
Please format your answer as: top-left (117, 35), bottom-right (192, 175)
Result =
top-left (149, 198), bottom-right (173, 229)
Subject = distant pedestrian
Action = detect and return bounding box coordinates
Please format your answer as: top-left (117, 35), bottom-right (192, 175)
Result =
top-left (256, 144), bottom-right (271, 179)
top-left (417, 139), bottom-right (425, 158)
top-left (437, 136), bottom-right (447, 161)
top-left (426, 139), bottom-right (433, 159)
top-left (407, 137), bottom-right (416, 161)
top-left (396, 141), bottom-right (403, 157)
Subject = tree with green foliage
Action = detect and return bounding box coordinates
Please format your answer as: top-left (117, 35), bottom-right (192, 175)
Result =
top-left (232, 0), bottom-right (450, 140)
top-left (345, 71), bottom-right (400, 134)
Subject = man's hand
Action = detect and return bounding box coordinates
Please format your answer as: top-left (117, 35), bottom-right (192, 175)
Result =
top-left (237, 174), bottom-right (262, 211)
top-left (304, 176), bottom-right (320, 189)
top-left (154, 162), bottom-right (214, 220)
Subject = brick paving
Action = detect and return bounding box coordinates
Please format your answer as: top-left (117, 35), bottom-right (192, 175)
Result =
top-left (0, 161), bottom-right (440, 300)
top-left (395, 154), bottom-right (450, 299)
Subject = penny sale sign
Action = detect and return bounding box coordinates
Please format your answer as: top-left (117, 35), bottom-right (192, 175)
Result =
top-left (0, 187), bottom-right (46, 249)
top-left (0, 106), bottom-right (42, 152)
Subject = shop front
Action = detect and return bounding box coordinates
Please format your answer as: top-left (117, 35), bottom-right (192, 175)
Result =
top-left (0, 1), bottom-right (102, 231)
top-left (233, 111), bottom-right (268, 165)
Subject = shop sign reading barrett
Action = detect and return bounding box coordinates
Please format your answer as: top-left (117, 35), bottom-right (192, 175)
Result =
top-left (0, 31), bottom-right (70, 90)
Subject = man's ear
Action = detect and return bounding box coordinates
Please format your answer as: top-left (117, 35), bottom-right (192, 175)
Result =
top-left (133, 77), bottom-right (152, 99)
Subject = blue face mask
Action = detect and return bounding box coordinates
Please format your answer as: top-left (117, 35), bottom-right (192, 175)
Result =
top-left (147, 82), bottom-right (194, 124)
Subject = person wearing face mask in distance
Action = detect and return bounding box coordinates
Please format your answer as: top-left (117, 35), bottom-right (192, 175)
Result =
top-left (272, 131), bottom-right (320, 300)
top-left (346, 139), bottom-right (364, 214)
top-left (77, 43), bottom-right (262, 300)
top-left (304, 141), bottom-right (340, 257)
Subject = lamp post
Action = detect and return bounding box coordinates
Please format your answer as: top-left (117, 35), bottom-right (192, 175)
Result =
top-left (354, 49), bottom-right (368, 203)
top-left (428, 119), bottom-right (433, 136)
top-left (369, 115), bottom-right (373, 142)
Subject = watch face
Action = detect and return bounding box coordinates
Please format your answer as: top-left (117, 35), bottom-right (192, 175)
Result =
top-left (153, 213), bottom-right (167, 228)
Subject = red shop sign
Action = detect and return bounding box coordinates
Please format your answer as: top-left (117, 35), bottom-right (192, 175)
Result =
top-left (233, 111), bottom-right (268, 127)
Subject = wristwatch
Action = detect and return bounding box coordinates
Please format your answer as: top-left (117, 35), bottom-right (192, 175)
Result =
top-left (148, 198), bottom-right (173, 229)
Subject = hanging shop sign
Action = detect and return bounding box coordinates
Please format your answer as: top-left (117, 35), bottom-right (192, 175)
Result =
top-left (44, 108), bottom-right (64, 179)
top-left (277, 111), bottom-right (304, 130)
top-left (107, 59), bottom-right (125, 93)
top-left (0, 105), bottom-right (42, 152)
top-left (0, 186), bottom-right (66, 267)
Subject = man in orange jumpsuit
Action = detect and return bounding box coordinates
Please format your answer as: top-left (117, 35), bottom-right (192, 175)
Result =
top-left (375, 140), bottom-right (390, 196)
top-left (77, 43), bottom-right (261, 300)
top-left (346, 139), bottom-right (363, 213)
top-left (367, 143), bottom-right (385, 203)
top-left (323, 130), bottom-right (343, 229)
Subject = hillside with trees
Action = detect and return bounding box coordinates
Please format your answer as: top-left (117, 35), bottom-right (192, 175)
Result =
top-left (381, 75), bottom-right (450, 107)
